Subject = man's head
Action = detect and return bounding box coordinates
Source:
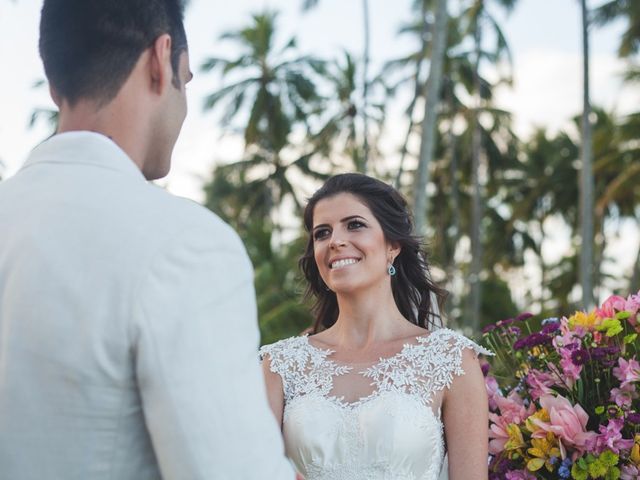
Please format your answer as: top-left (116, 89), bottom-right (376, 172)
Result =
top-left (39, 0), bottom-right (191, 179)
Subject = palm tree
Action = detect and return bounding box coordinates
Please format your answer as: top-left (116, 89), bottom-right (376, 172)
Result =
top-left (460, 0), bottom-right (517, 331)
top-left (385, 4), bottom-right (518, 329)
top-left (308, 50), bottom-right (386, 173)
top-left (200, 11), bottom-right (326, 230)
top-left (593, 0), bottom-right (640, 58)
top-left (302, 0), bottom-right (373, 171)
top-left (504, 128), bottom-right (579, 312)
top-left (413, 0), bottom-right (449, 235)
top-left (579, 0), bottom-right (594, 308)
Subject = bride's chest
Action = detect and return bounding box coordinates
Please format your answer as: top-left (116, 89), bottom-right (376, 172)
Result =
top-left (282, 392), bottom-right (445, 480)
top-left (284, 389), bottom-right (443, 447)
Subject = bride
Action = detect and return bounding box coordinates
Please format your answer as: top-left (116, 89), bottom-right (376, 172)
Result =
top-left (260, 174), bottom-right (491, 480)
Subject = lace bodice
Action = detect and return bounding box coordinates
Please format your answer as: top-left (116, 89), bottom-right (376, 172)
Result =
top-left (260, 328), bottom-right (491, 480)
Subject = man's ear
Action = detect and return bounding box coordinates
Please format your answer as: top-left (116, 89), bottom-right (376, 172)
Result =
top-left (148, 33), bottom-right (173, 94)
top-left (49, 84), bottom-right (61, 108)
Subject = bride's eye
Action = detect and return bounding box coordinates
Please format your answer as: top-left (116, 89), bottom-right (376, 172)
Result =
top-left (347, 220), bottom-right (365, 230)
top-left (313, 228), bottom-right (330, 241)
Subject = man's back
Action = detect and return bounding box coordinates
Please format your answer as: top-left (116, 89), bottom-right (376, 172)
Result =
top-left (0, 132), bottom-right (294, 479)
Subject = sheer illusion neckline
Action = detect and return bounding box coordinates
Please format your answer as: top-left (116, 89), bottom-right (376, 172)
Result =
top-left (303, 332), bottom-right (433, 367)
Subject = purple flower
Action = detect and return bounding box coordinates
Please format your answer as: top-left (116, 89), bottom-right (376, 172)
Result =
top-left (621, 464), bottom-right (640, 480)
top-left (627, 412), bottom-right (640, 424)
top-left (514, 332), bottom-right (552, 351)
top-left (513, 338), bottom-right (527, 350)
top-left (481, 363), bottom-right (491, 377)
top-left (515, 312), bottom-right (534, 322)
top-left (505, 470), bottom-right (536, 480)
top-left (571, 348), bottom-right (590, 366)
top-left (541, 322), bottom-right (561, 335)
top-left (496, 318), bottom-right (515, 327)
top-left (503, 326), bottom-right (521, 337)
top-left (482, 324), bottom-right (497, 334)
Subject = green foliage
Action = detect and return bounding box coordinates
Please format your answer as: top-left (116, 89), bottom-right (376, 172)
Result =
top-left (478, 276), bottom-right (519, 331)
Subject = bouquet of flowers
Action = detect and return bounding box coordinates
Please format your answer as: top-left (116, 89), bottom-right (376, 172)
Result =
top-left (482, 291), bottom-right (640, 479)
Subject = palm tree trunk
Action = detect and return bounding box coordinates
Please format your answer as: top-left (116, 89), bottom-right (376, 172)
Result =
top-left (593, 215), bottom-right (606, 303)
top-left (579, 0), bottom-right (595, 308)
top-left (539, 217), bottom-right (547, 312)
top-left (361, 0), bottom-right (370, 173)
top-left (412, 0), bottom-right (449, 235)
top-left (394, 0), bottom-right (431, 189)
top-left (445, 79), bottom-right (460, 275)
top-left (469, 21), bottom-right (483, 332)
top-left (631, 236), bottom-right (640, 291)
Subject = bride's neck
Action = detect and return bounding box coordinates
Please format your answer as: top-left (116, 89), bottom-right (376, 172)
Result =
top-left (330, 289), bottom-right (410, 349)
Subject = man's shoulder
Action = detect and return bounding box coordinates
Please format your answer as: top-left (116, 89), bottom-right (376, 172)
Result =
top-left (138, 185), bottom-right (240, 244)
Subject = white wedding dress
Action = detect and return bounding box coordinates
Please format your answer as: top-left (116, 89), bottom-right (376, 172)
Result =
top-left (260, 328), bottom-right (491, 480)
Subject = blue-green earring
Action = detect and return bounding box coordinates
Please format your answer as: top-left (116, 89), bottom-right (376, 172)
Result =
top-left (387, 264), bottom-right (396, 276)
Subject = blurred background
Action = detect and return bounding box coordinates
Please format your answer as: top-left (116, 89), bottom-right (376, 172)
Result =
top-left (1, 0), bottom-right (638, 342)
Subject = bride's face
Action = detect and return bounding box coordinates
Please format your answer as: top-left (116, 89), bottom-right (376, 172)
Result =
top-left (311, 193), bottom-right (399, 295)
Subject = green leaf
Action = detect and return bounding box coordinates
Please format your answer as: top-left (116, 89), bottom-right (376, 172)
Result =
top-left (526, 458), bottom-right (545, 471)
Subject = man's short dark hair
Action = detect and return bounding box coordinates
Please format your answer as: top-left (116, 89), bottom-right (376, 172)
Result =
top-left (39, 0), bottom-right (188, 106)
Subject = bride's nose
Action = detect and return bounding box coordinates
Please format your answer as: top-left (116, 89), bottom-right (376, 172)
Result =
top-left (329, 234), bottom-right (347, 249)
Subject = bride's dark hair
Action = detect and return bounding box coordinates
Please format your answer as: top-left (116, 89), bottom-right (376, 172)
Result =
top-left (299, 173), bottom-right (447, 333)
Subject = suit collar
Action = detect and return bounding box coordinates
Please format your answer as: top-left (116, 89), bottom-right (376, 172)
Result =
top-left (22, 131), bottom-right (146, 181)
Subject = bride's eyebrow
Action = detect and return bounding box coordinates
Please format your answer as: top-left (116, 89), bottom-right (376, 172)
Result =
top-left (312, 215), bottom-right (367, 231)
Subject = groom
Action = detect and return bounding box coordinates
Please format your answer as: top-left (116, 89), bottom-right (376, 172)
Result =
top-left (0, 1), bottom-right (296, 479)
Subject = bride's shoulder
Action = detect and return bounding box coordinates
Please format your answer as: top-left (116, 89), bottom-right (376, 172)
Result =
top-left (259, 335), bottom-right (310, 361)
top-left (422, 328), bottom-right (493, 359)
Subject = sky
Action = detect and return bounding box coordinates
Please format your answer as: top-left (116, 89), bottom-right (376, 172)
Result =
top-left (0, 0), bottom-right (638, 297)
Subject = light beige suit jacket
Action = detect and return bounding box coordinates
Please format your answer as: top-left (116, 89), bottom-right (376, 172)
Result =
top-left (0, 132), bottom-right (294, 479)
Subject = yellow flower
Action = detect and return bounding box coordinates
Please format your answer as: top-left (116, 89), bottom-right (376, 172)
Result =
top-left (525, 408), bottom-right (550, 434)
top-left (631, 434), bottom-right (640, 465)
top-left (526, 433), bottom-right (561, 472)
top-left (568, 310), bottom-right (600, 330)
top-left (504, 423), bottom-right (526, 452)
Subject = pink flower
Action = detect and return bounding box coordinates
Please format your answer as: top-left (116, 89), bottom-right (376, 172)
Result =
top-left (559, 349), bottom-right (582, 383)
top-left (624, 291), bottom-right (640, 326)
top-left (530, 395), bottom-right (596, 459)
top-left (610, 383), bottom-right (639, 408)
top-left (613, 357), bottom-right (640, 388)
top-left (488, 392), bottom-right (534, 455)
top-left (494, 391), bottom-right (535, 425)
top-left (597, 295), bottom-right (627, 319)
top-left (485, 375), bottom-right (500, 411)
top-left (526, 369), bottom-right (557, 401)
top-left (586, 418), bottom-right (634, 455)
top-left (488, 414), bottom-right (510, 454)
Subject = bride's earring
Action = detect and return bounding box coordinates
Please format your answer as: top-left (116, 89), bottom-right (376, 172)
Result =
top-left (387, 263), bottom-right (396, 276)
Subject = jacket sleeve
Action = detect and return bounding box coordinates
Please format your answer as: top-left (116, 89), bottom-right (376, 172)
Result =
top-left (132, 217), bottom-right (295, 480)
